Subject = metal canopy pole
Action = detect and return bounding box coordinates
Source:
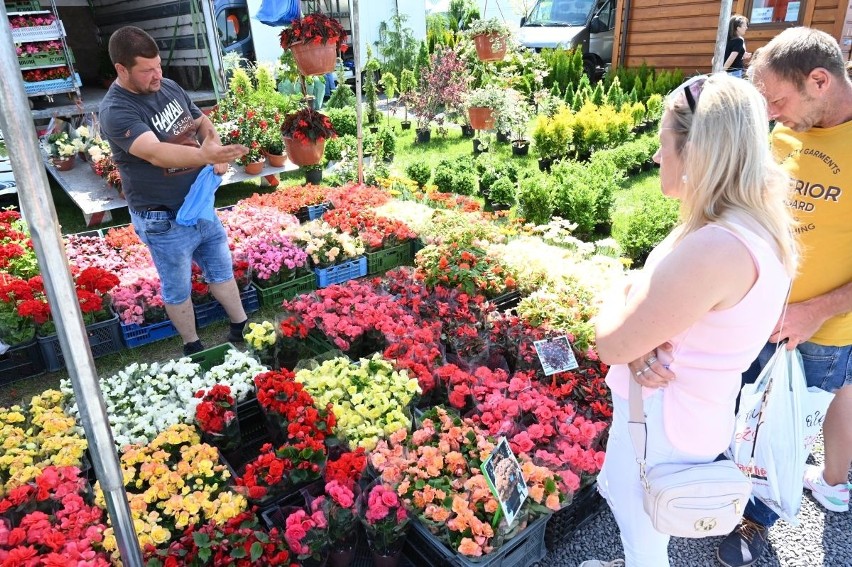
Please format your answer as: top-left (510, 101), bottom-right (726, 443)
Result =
top-left (0, 7), bottom-right (143, 567)
top-left (713, 0), bottom-right (735, 73)
top-left (350, 0), bottom-right (364, 184)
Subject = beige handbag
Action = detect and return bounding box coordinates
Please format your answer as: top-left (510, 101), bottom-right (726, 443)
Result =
top-left (627, 378), bottom-right (752, 538)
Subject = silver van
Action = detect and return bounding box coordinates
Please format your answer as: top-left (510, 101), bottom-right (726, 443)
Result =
top-left (517, 0), bottom-right (616, 78)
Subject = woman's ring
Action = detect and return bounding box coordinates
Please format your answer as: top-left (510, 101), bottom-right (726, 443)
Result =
top-left (647, 355), bottom-right (657, 365)
top-left (634, 368), bottom-right (646, 377)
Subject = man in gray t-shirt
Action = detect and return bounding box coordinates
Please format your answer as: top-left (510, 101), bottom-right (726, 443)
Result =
top-left (99, 26), bottom-right (249, 356)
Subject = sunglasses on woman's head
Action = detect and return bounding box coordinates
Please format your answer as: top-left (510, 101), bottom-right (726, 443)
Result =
top-left (680, 75), bottom-right (709, 113)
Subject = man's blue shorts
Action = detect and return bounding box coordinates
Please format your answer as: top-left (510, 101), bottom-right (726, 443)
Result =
top-left (129, 208), bottom-right (234, 305)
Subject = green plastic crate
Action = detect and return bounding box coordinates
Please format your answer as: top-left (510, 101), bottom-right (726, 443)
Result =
top-left (366, 241), bottom-right (414, 275)
top-left (254, 272), bottom-right (317, 308)
top-left (189, 342), bottom-right (237, 371)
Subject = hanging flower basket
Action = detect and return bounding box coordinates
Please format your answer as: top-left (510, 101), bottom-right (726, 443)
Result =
top-left (473, 33), bottom-right (508, 62)
top-left (285, 137), bottom-right (326, 167)
top-left (468, 107), bottom-right (496, 130)
top-left (290, 41), bottom-right (338, 76)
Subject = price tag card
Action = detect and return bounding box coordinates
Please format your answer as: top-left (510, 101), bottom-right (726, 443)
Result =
top-left (533, 335), bottom-right (579, 376)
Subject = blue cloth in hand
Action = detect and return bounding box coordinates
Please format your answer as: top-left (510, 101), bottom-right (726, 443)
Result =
top-left (176, 165), bottom-right (222, 226)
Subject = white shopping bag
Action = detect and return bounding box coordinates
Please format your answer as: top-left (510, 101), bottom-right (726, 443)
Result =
top-left (728, 347), bottom-right (808, 524)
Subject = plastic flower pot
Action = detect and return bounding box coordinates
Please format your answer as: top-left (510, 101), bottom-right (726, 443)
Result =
top-left (512, 140), bottom-right (530, 156)
top-left (285, 137), bottom-right (325, 167)
top-left (415, 129), bottom-right (431, 144)
top-left (468, 107), bottom-right (495, 131)
top-left (290, 41), bottom-right (338, 76)
top-left (304, 168), bottom-right (323, 184)
top-left (473, 32), bottom-right (508, 62)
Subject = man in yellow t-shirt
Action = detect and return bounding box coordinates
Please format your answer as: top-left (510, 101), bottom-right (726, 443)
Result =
top-left (717, 27), bottom-right (852, 567)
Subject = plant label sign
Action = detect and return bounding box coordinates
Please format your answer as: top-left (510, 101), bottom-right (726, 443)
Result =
top-left (481, 437), bottom-right (528, 527)
top-left (533, 336), bottom-right (578, 376)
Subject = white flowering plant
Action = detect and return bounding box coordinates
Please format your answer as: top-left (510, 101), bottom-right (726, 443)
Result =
top-left (61, 349), bottom-right (265, 447)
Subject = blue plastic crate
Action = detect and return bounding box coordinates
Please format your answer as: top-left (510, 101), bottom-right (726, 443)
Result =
top-left (23, 73), bottom-right (80, 96)
top-left (314, 256), bottom-right (367, 288)
top-left (296, 201), bottom-right (332, 223)
top-left (120, 319), bottom-right (178, 348)
top-left (195, 285), bottom-right (260, 328)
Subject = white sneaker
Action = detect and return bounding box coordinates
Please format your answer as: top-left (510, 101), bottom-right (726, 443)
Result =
top-left (803, 464), bottom-right (850, 513)
top-left (579, 560), bottom-right (625, 567)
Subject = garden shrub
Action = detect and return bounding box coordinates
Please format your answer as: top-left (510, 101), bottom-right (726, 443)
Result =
top-left (475, 153), bottom-right (519, 196)
top-left (612, 183), bottom-right (680, 265)
top-left (433, 157), bottom-right (476, 196)
top-left (406, 161), bottom-right (431, 187)
top-left (518, 172), bottom-right (555, 225)
top-left (324, 107), bottom-right (358, 137)
top-left (550, 155), bottom-right (622, 239)
top-left (376, 126), bottom-right (396, 161)
top-left (324, 134), bottom-right (356, 162)
top-left (489, 177), bottom-right (517, 207)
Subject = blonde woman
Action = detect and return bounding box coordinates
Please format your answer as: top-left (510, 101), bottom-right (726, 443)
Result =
top-left (582, 73), bottom-right (798, 567)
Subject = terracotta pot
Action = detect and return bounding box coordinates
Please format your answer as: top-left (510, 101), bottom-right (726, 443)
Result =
top-left (264, 150), bottom-right (286, 167)
top-left (290, 41), bottom-right (338, 76)
top-left (242, 158), bottom-right (265, 175)
top-left (473, 32), bottom-right (508, 62)
top-left (468, 107), bottom-right (495, 130)
top-left (284, 137), bottom-right (325, 167)
top-left (51, 156), bottom-right (75, 171)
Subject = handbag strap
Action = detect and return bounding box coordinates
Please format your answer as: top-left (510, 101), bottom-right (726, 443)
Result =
top-left (626, 248), bottom-right (793, 489)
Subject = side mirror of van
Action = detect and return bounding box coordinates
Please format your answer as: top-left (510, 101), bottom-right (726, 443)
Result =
top-left (589, 16), bottom-right (607, 34)
top-left (520, 16), bottom-right (526, 26)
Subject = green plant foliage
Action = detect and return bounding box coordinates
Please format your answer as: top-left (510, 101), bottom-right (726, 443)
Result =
top-left (323, 134), bottom-right (356, 162)
top-left (415, 41), bottom-right (430, 82)
top-left (376, 126), bottom-right (397, 161)
top-left (518, 172), bottom-right (555, 225)
top-left (433, 157), bottom-right (476, 196)
top-left (590, 83), bottom-right (605, 106)
top-left (326, 83), bottom-right (356, 109)
top-left (376, 14), bottom-right (418, 80)
top-left (406, 161), bottom-right (432, 187)
top-left (550, 155), bottom-right (623, 239)
top-left (488, 176), bottom-right (517, 207)
top-left (612, 179), bottom-right (680, 265)
top-left (475, 153), bottom-right (519, 196)
top-left (324, 107), bottom-right (357, 137)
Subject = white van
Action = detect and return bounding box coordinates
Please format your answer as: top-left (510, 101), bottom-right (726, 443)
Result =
top-left (517, 0), bottom-right (616, 78)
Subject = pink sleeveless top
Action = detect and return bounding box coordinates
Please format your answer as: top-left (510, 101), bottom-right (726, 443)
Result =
top-left (605, 223), bottom-right (791, 455)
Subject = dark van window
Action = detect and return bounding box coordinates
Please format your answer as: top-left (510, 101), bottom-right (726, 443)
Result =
top-left (216, 8), bottom-right (250, 47)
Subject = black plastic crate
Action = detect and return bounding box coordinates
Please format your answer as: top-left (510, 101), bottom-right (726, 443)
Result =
top-left (490, 290), bottom-right (522, 313)
top-left (0, 339), bottom-right (45, 384)
top-left (37, 312), bottom-right (124, 372)
top-left (405, 514), bottom-right (548, 567)
top-left (543, 482), bottom-right (606, 550)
